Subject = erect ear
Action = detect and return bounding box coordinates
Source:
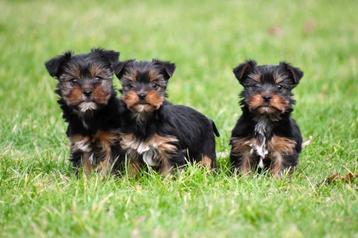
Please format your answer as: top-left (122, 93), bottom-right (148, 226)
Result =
top-left (279, 62), bottom-right (303, 85)
top-left (113, 60), bottom-right (134, 80)
top-left (152, 59), bottom-right (176, 80)
top-left (233, 60), bottom-right (257, 85)
top-left (44, 51), bottom-right (72, 78)
top-left (91, 48), bottom-right (120, 67)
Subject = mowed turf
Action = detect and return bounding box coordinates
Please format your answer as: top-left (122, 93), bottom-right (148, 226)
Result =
top-left (0, 0), bottom-right (357, 237)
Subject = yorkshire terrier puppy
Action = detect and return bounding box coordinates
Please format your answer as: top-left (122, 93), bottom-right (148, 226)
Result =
top-left (114, 59), bottom-right (219, 176)
top-left (229, 60), bottom-right (303, 177)
top-left (45, 49), bottom-right (123, 175)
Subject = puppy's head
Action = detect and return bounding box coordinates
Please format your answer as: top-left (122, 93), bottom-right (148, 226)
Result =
top-left (233, 60), bottom-right (303, 118)
top-left (45, 48), bottom-right (119, 114)
top-left (114, 59), bottom-right (175, 113)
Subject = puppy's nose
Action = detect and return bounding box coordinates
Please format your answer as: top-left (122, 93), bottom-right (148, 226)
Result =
top-left (138, 92), bottom-right (147, 100)
top-left (83, 90), bottom-right (92, 97)
top-left (262, 95), bottom-right (272, 102)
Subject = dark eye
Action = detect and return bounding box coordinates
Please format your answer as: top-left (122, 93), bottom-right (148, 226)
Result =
top-left (152, 82), bottom-right (160, 90)
top-left (126, 83), bottom-right (134, 90)
top-left (277, 85), bottom-right (283, 90)
top-left (95, 76), bottom-right (103, 81)
top-left (250, 83), bottom-right (259, 88)
top-left (69, 78), bottom-right (78, 84)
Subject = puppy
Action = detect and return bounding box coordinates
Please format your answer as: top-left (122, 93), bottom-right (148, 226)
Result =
top-left (229, 60), bottom-right (303, 177)
top-left (114, 59), bottom-right (220, 176)
top-left (45, 49), bottom-right (123, 175)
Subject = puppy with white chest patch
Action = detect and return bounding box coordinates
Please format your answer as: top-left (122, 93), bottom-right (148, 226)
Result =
top-left (229, 60), bottom-right (303, 177)
top-left (114, 59), bottom-right (220, 176)
top-left (45, 49), bottom-right (124, 175)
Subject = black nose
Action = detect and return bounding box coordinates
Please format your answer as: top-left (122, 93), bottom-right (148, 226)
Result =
top-left (138, 92), bottom-right (147, 99)
top-left (83, 90), bottom-right (92, 97)
top-left (262, 95), bottom-right (272, 102)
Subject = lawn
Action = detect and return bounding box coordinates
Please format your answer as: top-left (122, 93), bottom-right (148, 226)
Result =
top-left (0, 0), bottom-right (357, 237)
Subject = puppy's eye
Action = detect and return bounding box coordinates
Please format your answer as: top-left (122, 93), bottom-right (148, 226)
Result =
top-left (151, 82), bottom-right (160, 90)
top-left (277, 85), bottom-right (283, 90)
top-left (250, 83), bottom-right (259, 88)
top-left (126, 83), bottom-right (134, 90)
top-left (95, 76), bottom-right (103, 81)
top-left (69, 78), bottom-right (78, 84)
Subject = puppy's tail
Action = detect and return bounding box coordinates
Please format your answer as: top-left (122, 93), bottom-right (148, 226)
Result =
top-left (211, 120), bottom-right (220, 137)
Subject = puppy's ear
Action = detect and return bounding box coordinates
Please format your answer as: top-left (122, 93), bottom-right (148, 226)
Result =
top-left (279, 62), bottom-right (303, 85)
top-left (233, 60), bottom-right (257, 85)
top-left (45, 51), bottom-right (72, 78)
top-left (91, 48), bottom-right (120, 66)
top-left (152, 59), bottom-right (176, 80)
top-left (114, 60), bottom-right (134, 79)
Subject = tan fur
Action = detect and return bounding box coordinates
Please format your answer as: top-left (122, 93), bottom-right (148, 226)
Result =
top-left (123, 91), bottom-right (140, 109)
top-left (69, 133), bottom-right (91, 175)
top-left (65, 86), bottom-right (83, 105)
top-left (240, 151), bottom-right (254, 174)
top-left (248, 93), bottom-right (288, 114)
top-left (121, 133), bottom-right (177, 154)
top-left (270, 151), bottom-right (284, 177)
top-left (94, 131), bottom-right (119, 144)
top-left (123, 90), bottom-right (163, 113)
top-left (231, 136), bottom-right (296, 175)
top-left (146, 90), bottom-right (164, 109)
top-left (70, 135), bottom-right (91, 152)
top-left (81, 152), bottom-right (94, 175)
top-left (159, 158), bottom-right (172, 176)
top-left (70, 131), bottom-right (121, 174)
top-left (93, 131), bottom-right (120, 174)
top-left (270, 94), bottom-right (289, 112)
top-left (148, 69), bottom-right (162, 82)
top-left (63, 63), bottom-right (81, 79)
top-left (248, 72), bottom-right (261, 82)
top-left (150, 134), bottom-right (178, 157)
top-left (120, 133), bottom-right (178, 175)
top-left (248, 94), bottom-right (264, 111)
top-left (231, 137), bottom-right (254, 156)
top-left (268, 136), bottom-right (296, 155)
top-left (92, 84), bottom-right (111, 104)
top-left (200, 155), bottom-right (214, 169)
top-left (273, 71), bottom-right (287, 83)
top-left (127, 156), bottom-right (142, 177)
top-left (122, 68), bottom-right (139, 82)
top-left (88, 63), bottom-right (111, 78)
top-left (231, 137), bottom-right (256, 173)
top-left (70, 134), bottom-right (88, 144)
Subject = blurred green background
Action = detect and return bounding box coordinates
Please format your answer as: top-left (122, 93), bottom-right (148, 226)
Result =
top-left (0, 0), bottom-right (357, 237)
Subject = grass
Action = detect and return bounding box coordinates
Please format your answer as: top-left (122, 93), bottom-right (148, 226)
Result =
top-left (0, 0), bottom-right (357, 237)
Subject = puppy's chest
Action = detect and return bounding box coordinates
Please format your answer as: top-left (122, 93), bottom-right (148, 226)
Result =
top-left (252, 118), bottom-right (272, 159)
top-left (120, 133), bottom-right (178, 167)
top-left (248, 119), bottom-right (296, 166)
top-left (70, 130), bottom-right (120, 163)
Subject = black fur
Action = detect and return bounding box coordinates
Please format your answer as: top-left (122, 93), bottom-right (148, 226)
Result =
top-left (114, 59), bottom-right (219, 174)
top-left (119, 101), bottom-right (219, 168)
top-left (230, 60), bottom-right (303, 176)
top-left (45, 49), bottom-right (124, 173)
top-left (60, 96), bottom-right (124, 170)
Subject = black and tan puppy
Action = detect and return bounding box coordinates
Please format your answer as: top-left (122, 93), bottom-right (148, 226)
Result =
top-left (230, 60), bottom-right (303, 177)
top-left (114, 59), bottom-right (219, 176)
top-left (45, 49), bottom-right (123, 175)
